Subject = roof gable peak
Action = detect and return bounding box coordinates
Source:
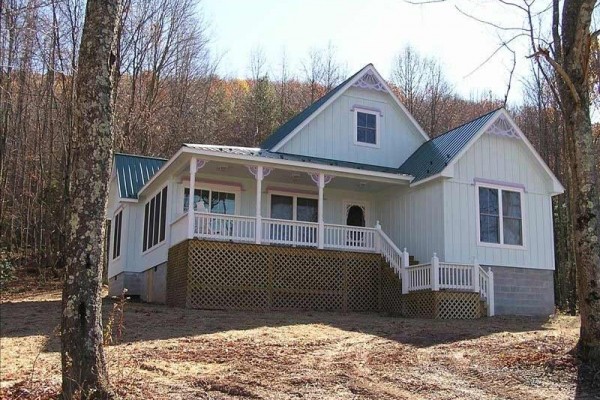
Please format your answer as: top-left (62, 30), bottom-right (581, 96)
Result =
top-left (262, 63), bottom-right (428, 151)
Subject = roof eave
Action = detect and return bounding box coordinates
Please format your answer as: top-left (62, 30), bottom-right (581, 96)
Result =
top-left (136, 146), bottom-right (414, 198)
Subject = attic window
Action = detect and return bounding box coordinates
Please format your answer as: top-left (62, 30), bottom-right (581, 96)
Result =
top-left (354, 109), bottom-right (379, 147)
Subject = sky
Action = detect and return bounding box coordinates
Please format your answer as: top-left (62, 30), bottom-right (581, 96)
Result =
top-left (200, 0), bottom-right (538, 105)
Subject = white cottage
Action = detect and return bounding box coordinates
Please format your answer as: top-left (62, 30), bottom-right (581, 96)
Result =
top-left (106, 64), bottom-right (563, 317)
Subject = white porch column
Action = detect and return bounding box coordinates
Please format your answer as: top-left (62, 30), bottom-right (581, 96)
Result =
top-left (401, 248), bottom-right (410, 294)
top-left (255, 166), bottom-right (263, 244)
top-left (247, 165), bottom-right (271, 244)
top-left (473, 257), bottom-right (480, 293)
top-left (309, 172), bottom-right (332, 249)
top-left (317, 172), bottom-right (325, 249)
top-left (431, 253), bottom-right (440, 291)
top-left (188, 157), bottom-right (197, 239)
top-left (488, 267), bottom-right (495, 316)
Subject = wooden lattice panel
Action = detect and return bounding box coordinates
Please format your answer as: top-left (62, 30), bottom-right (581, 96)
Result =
top-left (401, 291), bottom-right (483, 319)
top-left (379, 261), bottom-right (403, 315)
top-left (436, 292), bottom-right (482, 320)
top-left (166, 240), bottom-right (189, 307)
top-left (347, 254), bottom-right (380, 311)
top-left (178, 240), bottom-right (385, 312)
top-left (402, 291), bottom-right (436, 318)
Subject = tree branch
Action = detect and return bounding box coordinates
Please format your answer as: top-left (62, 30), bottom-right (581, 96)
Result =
top-left (455, 6), bottom-right (529, 32)
top-left (528, 47), bottom-right (581, 106)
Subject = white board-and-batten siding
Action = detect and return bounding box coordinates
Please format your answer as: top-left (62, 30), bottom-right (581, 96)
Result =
top-left (277, 87), bottom-right (426, 168)
top-left (443, 132), bottom-right (556, 270)
top-left (373, 182), bottom-right (445, 265)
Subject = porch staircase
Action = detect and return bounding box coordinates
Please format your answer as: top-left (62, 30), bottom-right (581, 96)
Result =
top-left (374, 225), bottom-right (495, 319)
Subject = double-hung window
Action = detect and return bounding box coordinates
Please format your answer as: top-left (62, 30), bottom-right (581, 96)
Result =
top-left (269, 193), bottom-right (318, 244)
top-left (112, 209), bottom-right (122, 259)
top-left (143, 186), bottom-right (168, 252)
top-left (355, 109), bottom-right (378, 146)
top-left (184, 188), bottom-right (237, 237)
top-left (477, 184), bottom-right (524, 247)
top-left (183, 188), bottom-right (236, 215)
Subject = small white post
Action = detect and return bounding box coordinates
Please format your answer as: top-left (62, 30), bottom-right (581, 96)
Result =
top-left (488, 267), bottom-right (495, 316)
top-left (473, 257), bottom-right (480, 293)
top-left (431, 252), bottom-right (440, 291)
top-left (187, 157), bottom-right (197, 239)
top-left (255, 166), bottom-right (263, 244)
top-left (401, 247), bottom-right (409, 294)
top-left (317, 172), bottom-right (325, 249)
top-left (374, 221), bottom-right (381, 251)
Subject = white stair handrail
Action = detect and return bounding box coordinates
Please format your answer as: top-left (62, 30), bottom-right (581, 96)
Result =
top-left (374, 222), bottom-right (404, 274)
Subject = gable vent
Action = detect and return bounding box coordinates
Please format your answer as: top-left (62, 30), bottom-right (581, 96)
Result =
top-left (487, 116), bottom-right (520, 139)
top-left (353, 71), bottom-right (387, 92)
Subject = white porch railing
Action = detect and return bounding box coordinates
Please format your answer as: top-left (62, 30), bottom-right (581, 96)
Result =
top-left (404, 254), bottom-right (495, 316)
top-left (194, 212), bottom-right (256, 243)
top-left (262, 218), bottom-right (318, 246)
top-left (324, 223), bottom-right (377, 251)
top-left (439, 262), bottom-right (475, 291)
top-left (407, 263), bottom-right (433, 291)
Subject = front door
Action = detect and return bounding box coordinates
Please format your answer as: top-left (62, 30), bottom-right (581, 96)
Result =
top-left (346, 204), bottom-right (366, 247)
top-left (346, 205), bottom-right (366, 227)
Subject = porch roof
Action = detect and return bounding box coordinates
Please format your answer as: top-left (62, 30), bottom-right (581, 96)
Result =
top-left (135, 144), bottom-right (413, 200)
top-left (183, 144), bottom-right (407, 174)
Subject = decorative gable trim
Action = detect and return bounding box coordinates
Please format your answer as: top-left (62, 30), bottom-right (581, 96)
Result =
top-left (352, 70), bottom-right (387, 92)
top-left (486, 115), bottom-right (520, 139)
top-left (270, 64), bottom-right (429, 151)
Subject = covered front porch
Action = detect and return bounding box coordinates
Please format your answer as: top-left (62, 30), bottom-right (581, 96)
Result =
top-left (166, 145), bottom-right (413, 253)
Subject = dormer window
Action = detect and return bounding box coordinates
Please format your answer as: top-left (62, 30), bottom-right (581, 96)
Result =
top-left (354, 108), bottom-right (379, 147)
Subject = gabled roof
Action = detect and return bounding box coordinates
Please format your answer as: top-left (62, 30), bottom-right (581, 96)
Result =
top-left (113, 153), bottom-right (167, 199)
top-left (399, 109), bottom-right (500, 182)
top-left (261, 64), bottom-right (429, 150)
top-left (260, 66), bottom-right (367, 150)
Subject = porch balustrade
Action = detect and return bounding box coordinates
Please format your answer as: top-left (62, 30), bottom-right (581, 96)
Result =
top-left (404, 254), bottom-right (495, 316)
top-left (192, 211), bottom-right (379, 251)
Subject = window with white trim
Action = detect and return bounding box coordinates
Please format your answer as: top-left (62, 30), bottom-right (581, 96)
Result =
top-left (143, 186), bottom-right (167, 252)
top-left (478, 185), bottom-right (523, 246)
top-left (355, 109), bottom-right (378, 146)
top-left (112, 209), bottom-right (122, 259)
top-left (183, 188), bottom-right (236, 214)
top-left (270, 194), bottom-right (318, 222)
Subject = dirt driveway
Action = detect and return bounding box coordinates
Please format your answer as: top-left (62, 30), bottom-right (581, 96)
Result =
top-left (0, 284), bottom-right (595, 399)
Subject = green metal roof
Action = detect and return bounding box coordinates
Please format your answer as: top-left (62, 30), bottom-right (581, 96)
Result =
top-left (260, 64), bottom-right (371, 150)
top-left (399, 109), bottom-right (500, 182)
top-left (114, 153), bottom-right (167, 199)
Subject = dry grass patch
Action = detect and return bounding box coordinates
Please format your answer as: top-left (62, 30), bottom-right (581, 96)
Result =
top-left (1, 281), bottom-right (594, 399)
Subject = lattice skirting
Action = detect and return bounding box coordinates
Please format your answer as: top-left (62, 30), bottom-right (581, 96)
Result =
top-left (166, 239), bottom-right (484, 319)
top-left (167, 239), bottom-right (394, 312)
top-left (402, 291), bottom-right (483, 319)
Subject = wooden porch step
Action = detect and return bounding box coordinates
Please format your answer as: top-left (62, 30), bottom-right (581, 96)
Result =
top-left (409, 256), bottom-right (420, 266)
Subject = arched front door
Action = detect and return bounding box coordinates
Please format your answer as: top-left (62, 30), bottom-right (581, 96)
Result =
top-left (346, 205), bottom-right (366, 227)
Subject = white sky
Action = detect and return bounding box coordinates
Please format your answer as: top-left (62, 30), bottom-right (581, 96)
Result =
top-left (201, 0), bottom-right (541, 105)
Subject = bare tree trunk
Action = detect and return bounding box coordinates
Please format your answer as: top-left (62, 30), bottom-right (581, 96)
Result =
top-left (60, 0), bottom-right (121, 398)
top-left (552, 0), bottom-right (600, 362)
